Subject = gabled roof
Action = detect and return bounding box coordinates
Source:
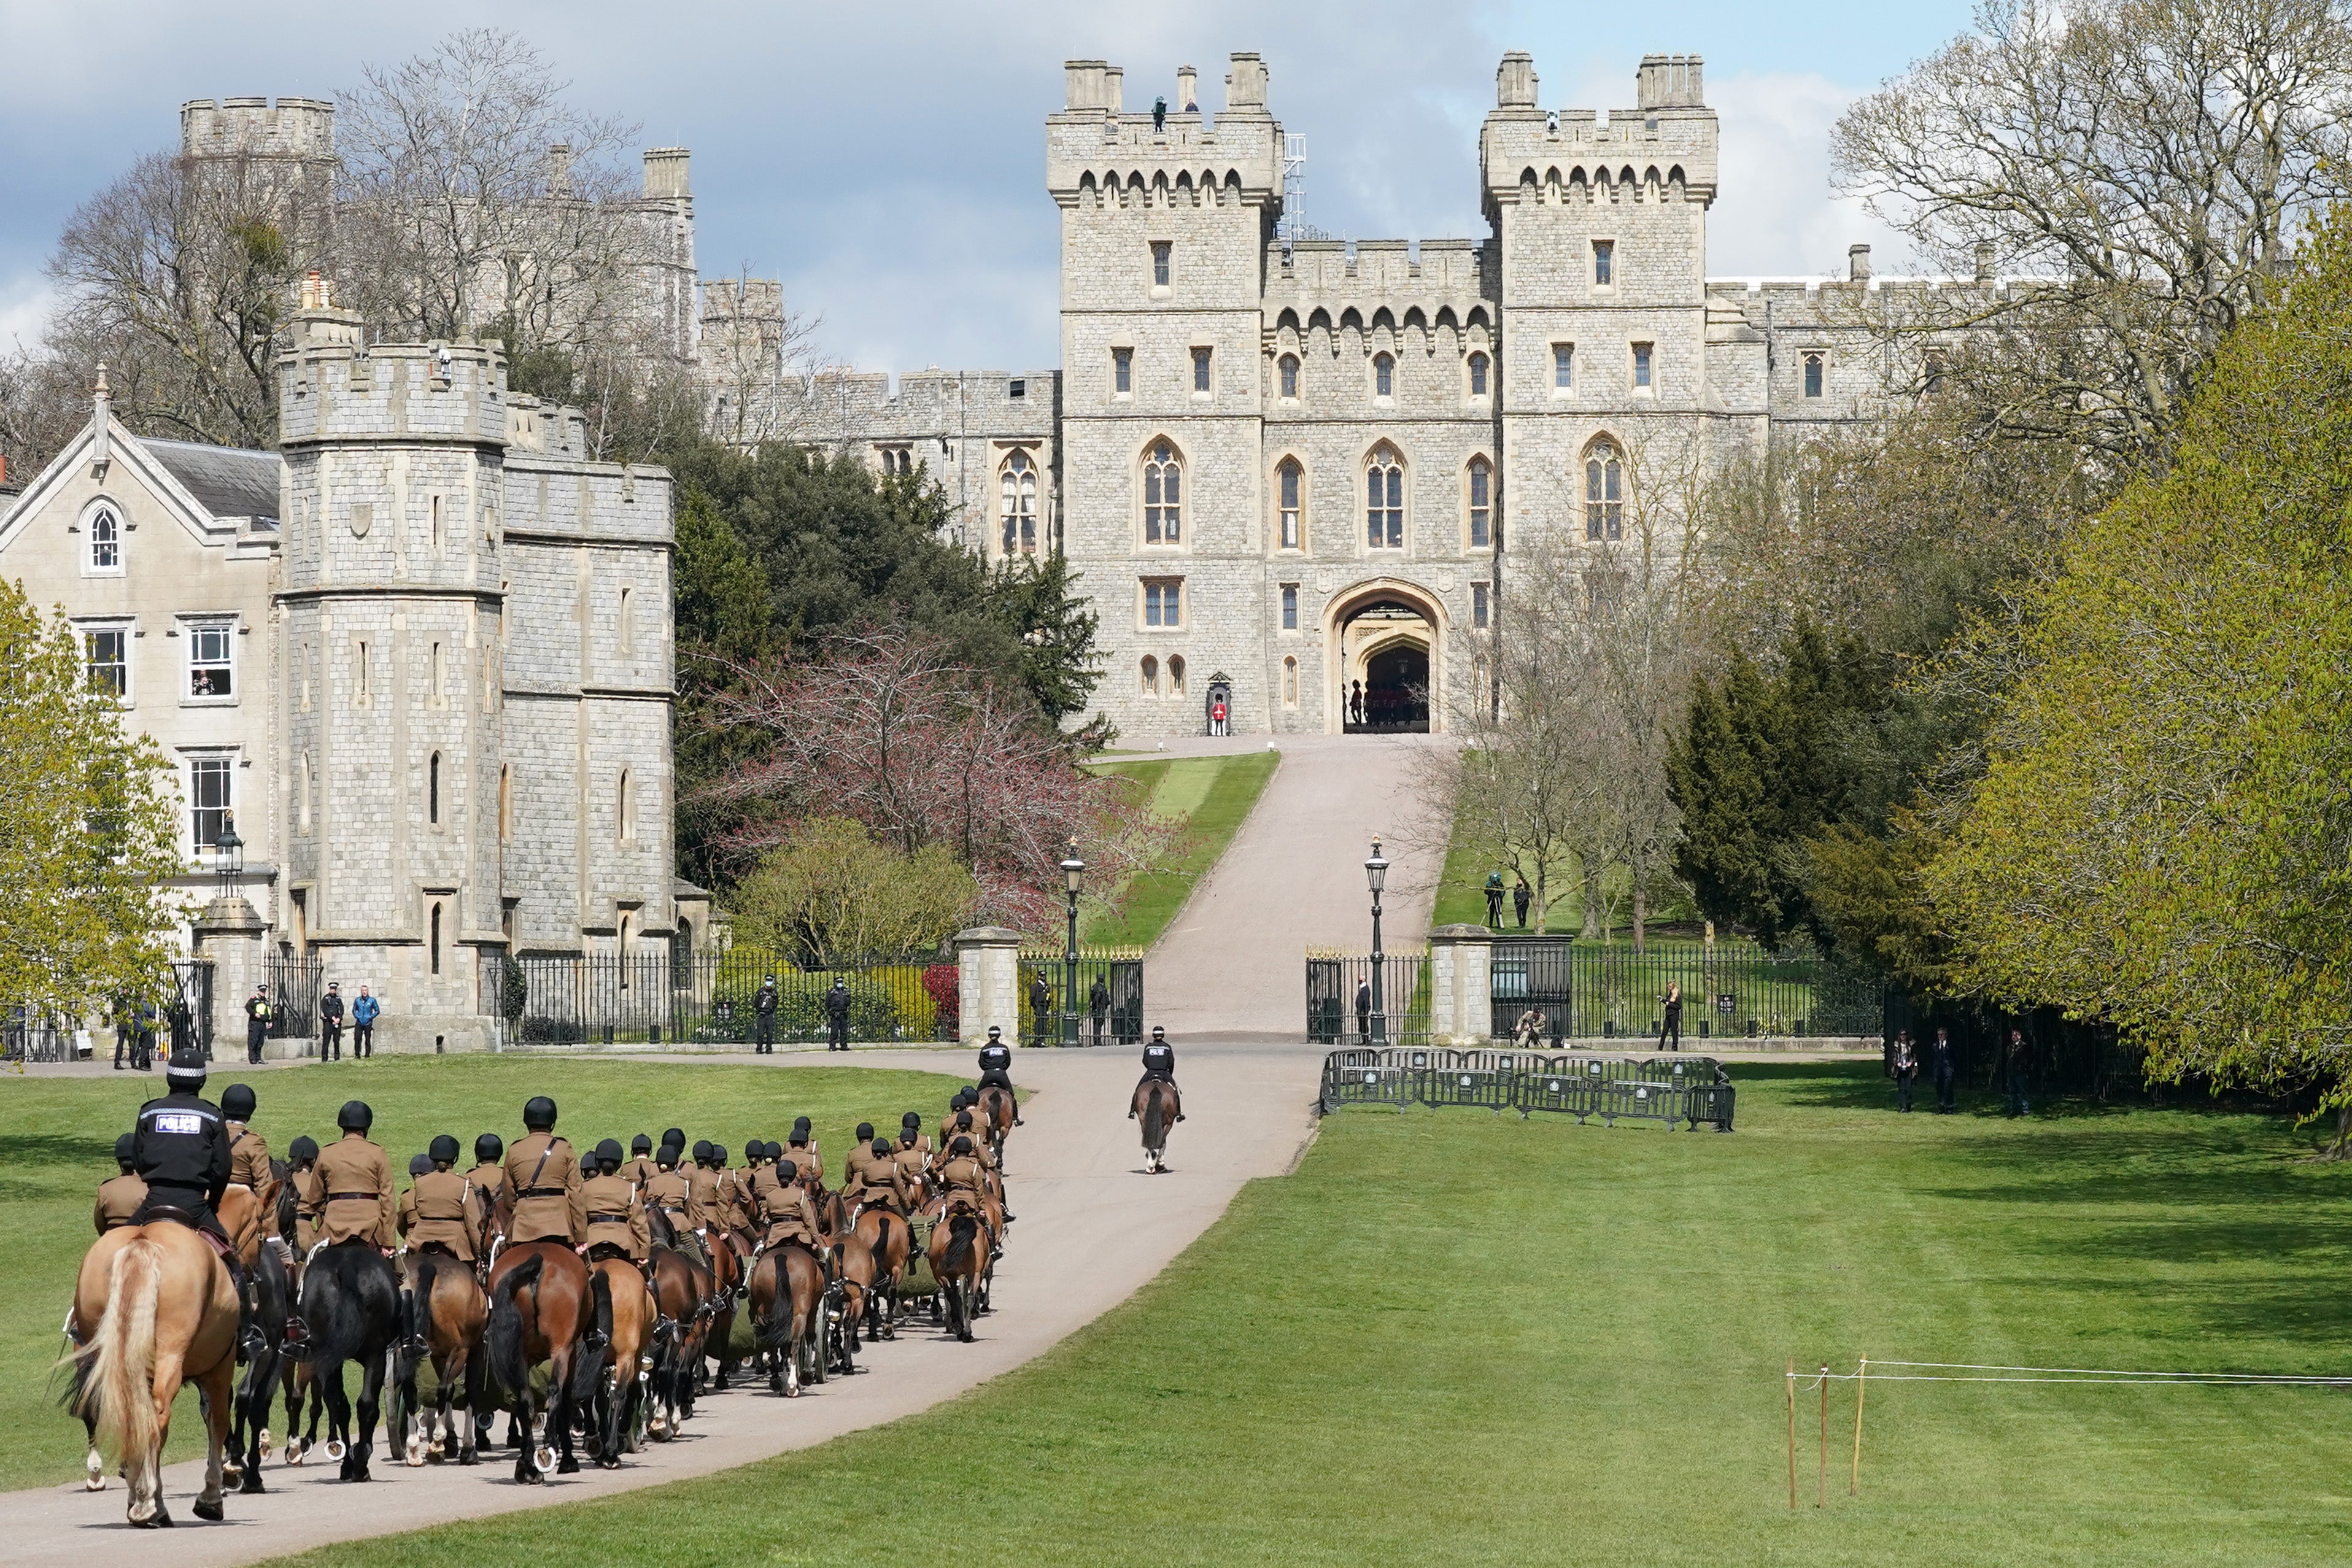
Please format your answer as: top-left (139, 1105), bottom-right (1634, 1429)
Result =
top-left (141, 439), bottom-right (281, 523)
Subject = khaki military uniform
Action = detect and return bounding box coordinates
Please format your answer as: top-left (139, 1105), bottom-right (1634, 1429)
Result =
top-left (502, 1132), bottom-right (584, 1245)
top-left (892, 1140), bottom-right (930, 1194)
top-left (687, 1164), bottom-right (723, 1230)
top-left (401, 1168), bottom-right (484, 1261)
top-left (315, 1132), bottom-right (395, 1248)
top-left (621, 1154), bottom-right (658, 1191)
top-left (226, 1122), bottom-right (271, 1192)
top-left (752, 1164), bottom-right (821, 1248)
top-left (468, 1162), bottom-right (508, 1227)
top-left (289, 1164), bottom-right (325, 1250)
top-left (644, 1167), bottom-right (703, 1232)
top-left (784, 1141), bottom-right (822, 1188)
top-left (95, 1171), bottom-right (147, 1233)
top-left (580, 1172), bottom-right (651, 1262)
top-left (843, 1146), bottom-right (910, 1212)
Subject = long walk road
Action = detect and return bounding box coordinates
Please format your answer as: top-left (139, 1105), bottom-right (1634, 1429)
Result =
top-left (0, 735), bottom-right (1433, 1562)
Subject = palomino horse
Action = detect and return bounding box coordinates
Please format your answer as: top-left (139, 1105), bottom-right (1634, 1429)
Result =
top-left (67, 1222), bottom-right (241, 1526)
top-left (584, 1257), bottom-right (659, 1466)
top-left (295, 1242), bottom-right (401, 1481)
top-left (747, 1244), bottom-right (826, 1397)
top-left (392, 1248), bottom-right (488, 1467)
top-left (849, 1205), bottom-right (910, 1341)
top-left (484, 1242), bottom-right (597, 1483)
top-left (926, 1206), bottom-right (991, 1343)
top-left (1134, 1078), bottom-right (1181, 1174)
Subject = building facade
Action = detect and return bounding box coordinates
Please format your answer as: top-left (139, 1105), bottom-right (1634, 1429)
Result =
top-left (0, 295), bottom-right (689, 1053)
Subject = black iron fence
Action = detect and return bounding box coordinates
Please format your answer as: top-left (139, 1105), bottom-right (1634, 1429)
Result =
top-left (1018, 948), bottom-right (1145, 1047)
top-left (489, 949), bottom-right (961, 1049)
top-left (1490, 937), bottom-right (1882, 1043)
top-left (1319, 1046), bottom-right (1736, 1132)
top-left (1306, 949), bottom-right (1433, 1045)
top-left (2, 958), bottom-right (212, 1065)
top-left (263, 953), bottom-right (323, 1038)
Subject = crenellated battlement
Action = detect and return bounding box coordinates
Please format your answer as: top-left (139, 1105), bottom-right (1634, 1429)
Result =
top-left (1048, 52), bottom-right (1284, 206)
top-left (180, 96), bottom-right (336, 164)
top-left (1481, 52), bottom-right (1717, 209)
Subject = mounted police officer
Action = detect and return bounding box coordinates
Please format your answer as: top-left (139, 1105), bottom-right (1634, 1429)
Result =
top-left (978, 1029), bottom-right (1015, 1093)
top-left (502, 1096), bottom-right (584, 1245)
top-left (1132, 1025), bottom-right (1182, 1119)
top-left (95, 1133), bottom-right (145, 1233)
top-left (133, 1045), bottom-right (265, 1353)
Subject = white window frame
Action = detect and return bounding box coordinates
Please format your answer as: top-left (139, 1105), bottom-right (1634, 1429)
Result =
top-left (1276, 457), bottom-right (1305, 551)
top-left (1466, 457), bottom-right (1494, 552)
top-left (180, 616), bottom-right (239, 706)
top-left (77, 617), bottom-right (135, 705)
top-left (1631, 341), bottom-right (1655, 394)
top-left (80, 498), bottom-right (127, 577)
top-left (183, 749), bottom-right (236, 860)
top-left (1151, 241), bottom-right (1173, 292)
top-left (1593, 238), bottom-right (1616, 288)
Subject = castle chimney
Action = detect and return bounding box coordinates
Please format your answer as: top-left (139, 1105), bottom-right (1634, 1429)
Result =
top-left (1849, 244), bottom-right (1873, 282)
top-left (1224, 52), bottom-right (1267, 114)
top-left (1177, 65), bottom-right (1198, 112)
top-left (300, 270), bottom-right (330, 311)
top-left (1496, 52), bottom-right (1538, 110)
top-left (1637, 54), bottom-right (1705, 109)
top-left (547, 142), bottom-right (573, 196)
top-left (1064, 60), bottom-right (1109, 111)
top-left (91, 363), bottom-right (110, 469)
top-left (1103, 65), bottom-right (1124, 114)
top-left (1975, 241), bottom-right (1995, 282)
top-left (642, 147), bottom-right (691, 199)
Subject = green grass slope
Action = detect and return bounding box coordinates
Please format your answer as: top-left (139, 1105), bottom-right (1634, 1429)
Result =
top-left (1082, 750), bottom-right (1279, 949)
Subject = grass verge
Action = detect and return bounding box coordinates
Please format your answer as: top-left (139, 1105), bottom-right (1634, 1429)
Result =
top-left (1080, 750), bottom-right (1279, 949)
top-left (1, 1055), bottom-right (962, 1491)
top-left (278, 1065), bottom-right (2352, 1567)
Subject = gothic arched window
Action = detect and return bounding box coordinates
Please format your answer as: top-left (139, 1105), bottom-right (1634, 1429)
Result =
top-left (1279, 355), bottom-right (1300, 400)
top-left (1468, 352), bottom-right (1490, 397)
top-left (1143, 439), bottom-right (1182, 544)
top-left (1277, 458), bottom-right (1304, 550)
top-left (87, 503), bottom-right (122, 571)
top-left (1366, 446), bottom-right (1404, 550)
top-left (1373, 352), bottom-right (1395, 400)
top-left (1467, 457), bottom-right (1493, 549)
top-left (1584, 438), bottom-right (1625, 541)
top-left (1140, 655), bottom-right (1159, 696)
top-left (1000, 449), bottom-right (1037, 556)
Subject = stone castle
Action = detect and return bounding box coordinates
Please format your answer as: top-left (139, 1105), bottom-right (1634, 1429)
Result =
top-left (770, 50), bottom-right (1986, 740)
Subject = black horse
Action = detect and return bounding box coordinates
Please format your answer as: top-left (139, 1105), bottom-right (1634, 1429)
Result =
top-left (295, 1243), bottom-right (401, 1481)
top-left (225, 1216), bottom-right (292, 1492)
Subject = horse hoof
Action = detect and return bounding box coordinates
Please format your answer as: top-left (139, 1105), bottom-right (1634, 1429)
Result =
top-left (258, 1429), bottom-right (273, 1461)
top-left (239, 1471), bottom-right (266, 1495)
top-left (324, 1439), bottom-right (346, 1463)
top-left (457, 1448), bottom-right (479, 1467)
top-left (596, 1455), bottom-right (622, 1470)
top-left (557, 1455), bottom-right (582, 1475)
top-left (195, 1497), bottom-right (225, 1522)
top-left (535, 1445), bottom-right (557, 1473)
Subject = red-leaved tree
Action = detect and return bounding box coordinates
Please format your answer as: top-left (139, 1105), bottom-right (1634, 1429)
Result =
top-left (689, 627), bottom-right (1167, 934)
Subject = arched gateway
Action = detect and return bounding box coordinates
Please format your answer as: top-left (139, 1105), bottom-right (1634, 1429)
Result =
top-left (1325, 579), bottom-right (1446, 735)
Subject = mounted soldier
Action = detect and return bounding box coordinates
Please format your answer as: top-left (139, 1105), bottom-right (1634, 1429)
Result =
top-left (784, 1116), bottom-right (823, 1190)
top-left (501, 1096), bottom-right (584, 1246)
top-left (579, 1139), bottom-right (651, 1265)
top-left (221, 1084), bottom-right (271, 1194)
top-left (400, 1135), bottom-right (485, 1265)
top-left (643, 1141), bottom-right (705, 1267)
top-left (314, 1101), bottom-right (396, 1253)
top-left (94, 1132), bottom-right (146, 1233)
top-left (621, 1134), bottom-right (659, 1191)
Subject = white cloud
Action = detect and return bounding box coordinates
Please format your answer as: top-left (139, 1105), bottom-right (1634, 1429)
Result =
top-left (1704, 71), bottom-right (1909, 279)
top-left (0, 272), bottom-right (56, 353)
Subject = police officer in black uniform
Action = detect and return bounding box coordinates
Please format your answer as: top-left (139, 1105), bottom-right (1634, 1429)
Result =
top-left (753, 976), bottom-right (779, 1054)
top-left (1130, 1025), bottom-right (1183, 1119)
top-left (978, 1028), bottom-right (1014, 1091)
top-left (823, 976), bottom-right (853, 1051)
top-left (133, 1044), bottom-right (265, 1353)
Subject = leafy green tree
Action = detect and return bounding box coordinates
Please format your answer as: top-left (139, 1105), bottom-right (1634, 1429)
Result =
top-left (1925, 204), bottom-right (2352, 1143)
top-left (729, 816), bottom-right (977, 967)
top-left (0, 579), bottom-right (188, 1025)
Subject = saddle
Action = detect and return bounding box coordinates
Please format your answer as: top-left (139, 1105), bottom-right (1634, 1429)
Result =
top-left (142, 1202), bottom-right (234, 1261)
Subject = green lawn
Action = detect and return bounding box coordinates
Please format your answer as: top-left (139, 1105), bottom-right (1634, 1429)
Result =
top-left (279, 1065), bottom-right (2352, 1567)
top-left (1079, 750), bottom-right (1280, 949)
top-left (1, 1055), bottom-right (962, 1491)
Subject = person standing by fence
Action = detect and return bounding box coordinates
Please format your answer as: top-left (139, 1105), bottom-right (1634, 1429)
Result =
top-left (824, 975), bottom-right (853, 1052)
top-left (351, 985), bottom-right (379, 1059)
top-left (1513, 876), bottom-right (1531, 930)
top-left (2006, 1027), bottom-right (2032, 1117)
top-left (1088, 975), bottom-right (1112, 1048)
top-left (753, 976), bottom-right (778, 1054)
top-left (243, 984), bottom-right (271, 1065)
top-left (1355, 979), bottom-right (1373, 1043)
top-left (1658, 981), bottom-right (1683, 1052)
top-left (319, 983), bottom-right (344, 1060)
top-left (1930, 1026), bottom-right (1957, 1114)
top-left (1485, 871), bottom-right (1505, 928)
top-left (1892, 1030), bottom-right (1919, 1112)
top-left (1027, 968), bottom-right (1054, 1048)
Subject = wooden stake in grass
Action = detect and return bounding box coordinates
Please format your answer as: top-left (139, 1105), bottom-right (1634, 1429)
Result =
top-left (1818, 1362), bottom-right (1829, 1508)
top-left (1786, 1358), bottom-right (1797, 1511)
top-left (1851, 1356), bottom-right (1867, 1496)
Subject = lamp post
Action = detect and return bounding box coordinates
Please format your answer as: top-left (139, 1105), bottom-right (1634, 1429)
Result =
top-left (212, 813), bottom-right (244, 905)
top-left (1059, 839), bottom-right (1085, 1048)
top-left (1366, 837), bottom-right (1389, 1046)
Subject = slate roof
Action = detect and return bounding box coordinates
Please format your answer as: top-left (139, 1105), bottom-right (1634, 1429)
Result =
top-left (142, 438), bottom-right (282, 524)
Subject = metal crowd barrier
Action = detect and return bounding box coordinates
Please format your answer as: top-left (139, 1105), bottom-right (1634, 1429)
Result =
top-left (1318, 1046), bottom-right (1735, 1132)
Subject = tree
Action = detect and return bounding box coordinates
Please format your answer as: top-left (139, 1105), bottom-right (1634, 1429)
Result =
top-left (729, 816), bottom-right (977, 967)
top-left (1924, 205), bottom-right (2352, 1141)
top-left (0, 579), bottom-right (188, 1025)
top-left (1833, 0), bottom-right (2352, 462)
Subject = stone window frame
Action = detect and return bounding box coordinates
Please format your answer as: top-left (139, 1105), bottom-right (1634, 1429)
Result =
top-left (1282, 655), bottom-right (1301, 707)
top-left (1466, 350), bottom-right (1491, 400)
top-left (1138, 435), bottom-right (1186, 550)
top-left (79, 496), bottom-right (127, 577)
top-left (1584, 434), bottom-right (1627, 542)
top-left (179, 612), bottom-right (239, 707)
top-left (1802, 349), bottom-right (1827, 399)
top-left (1631, 341), bottom-right (1655, 395)
top-left (180, 746), bottom-right (237, 861)
top-left (1464, 454), bottom-right (1495, 552)
top-left (1363, 441), bottom-right (1408, 553)
top-left (1140, 576), bottom-right (1185, 631)
top-left (1140, 654), bottom-right (1160, 698)
top-left (1551, 341), bottom-right (1574, 396)
top-left (75, 615), bottom-right (136, 705)
top-left (1592, 237), bottom-right (1617, 289)
top-left (999, 446), bottom-right (1040, 558)
top-left (1111, 344), bottom-right (1135, 400)
top-left (1472, 580), bottom-right (1491, 629)
top-left (1371, 351), bottom-right (1396, 403)
top-left (1277, 353), bottom-right (1301, 402)
top-left (428, 750), bottom-right (444, 830)
top-left (1272, 453), bottom-right (1308, 552)
top-left (1280, 582), bottom-right (1301, 632)
top-left (1150, 239), bottom-right (1173, 295)
top-left (617, 767), bottom-right (636, 844)
top-left (1191, 344), bottom-right (1215, 398)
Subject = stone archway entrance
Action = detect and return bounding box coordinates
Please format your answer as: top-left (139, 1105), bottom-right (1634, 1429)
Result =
top-left (1326, 580), bottom-right (1445, 735)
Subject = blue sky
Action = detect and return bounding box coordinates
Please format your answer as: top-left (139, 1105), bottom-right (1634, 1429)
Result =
top-left (0, 0), bottom-right (1977, 376)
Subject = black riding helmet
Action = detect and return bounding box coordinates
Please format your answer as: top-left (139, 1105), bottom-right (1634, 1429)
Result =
top-left (429, 1134), bottom-right (460, 1164)
top-left (656, 1143), bottom-right (679, 1168)
top-left (114, 1132), bottom-right (136, 1167)
top-left (289, 1135), bottom-right (319, 1164)
top-left (475, 1132), bottom-right (504, 1164)
top-left (692, 1138), bottom-right (714, 1163)
top-left (338, 1100), bottom-right (373, 1132)
top-left (221, 1083), bottom-right (257, 1120)
top-left (953, 1109), bottom-right (975, 1131)
top-left (522, 1095), bottom-right (557, 1130)
top-left (662, 1126), bottom-right (686, 1149)
top-left (855, 1122), bottom-right (874, 1141)
top-left (632, 1132), bottom-right (653, 1154)
top-left (950, 1135), bottom-right (975, 1156)
top-left (595, 1138), bottom-right (624, 1169)
top-left (791, 1114), bottom-right (812, 1137)
top-left (870, 1137), bottom-right (894, 1159)
top-left (775, 1157), bottom-right (798, 1183)
top-left (710, 1144), bottom-right (728, 1166)
top-left (901, 1111), bottom-right (921, 1130)
top-left (409, 1153), bottom-right (434, 1178)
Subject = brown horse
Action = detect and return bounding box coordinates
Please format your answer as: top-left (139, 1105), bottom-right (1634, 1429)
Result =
top-left (66, 1223), bottom-right (241, 1526)
top-left (393, 1249), bottom-right (488, 1467)
top-left (849, 1205), bottom-right (910, 1340)
top-left (832, 1230), bottom-right (879, 1374)
top-left (925, 1205), bottom-right (991, 1343)
top-left (703, 1230), bottom-right (747, 1391)
top-left (642, 1246), bottom-right (708, 1439)
top-left (484, 1242), bottom-right (597, 1483)
top-left (747, 1244), bottom-right (826, 1397)
top-left (585, 1256), bottom-right (657, 1467)
top-left (1134, 1078), bottom-right (1181, 1174)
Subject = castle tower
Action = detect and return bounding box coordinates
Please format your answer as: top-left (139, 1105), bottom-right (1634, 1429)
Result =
top-left (1480, 53), bottom-right (1717, 555)
top-left (276, 295), bottom-right (509, 1051)
top-left (1050, 53), bottom-right (1286, 734)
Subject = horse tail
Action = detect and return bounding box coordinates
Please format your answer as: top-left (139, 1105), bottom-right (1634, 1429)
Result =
top-left (485, 1253), bottom-right (543, 1397)
top-left (754, 1259), bottom-right (796, 1353)
top-left (872, 1211), bottom-right (896, 1273)
top-left (79, 1239), bottom-right (164, 1480)
top-left (943, 1215), bottom-right (978, 1277)
top-left (1142, 1085), bottom-right (1166, 1150)
top-left (570, 1270), bottom-right (613, 1406)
